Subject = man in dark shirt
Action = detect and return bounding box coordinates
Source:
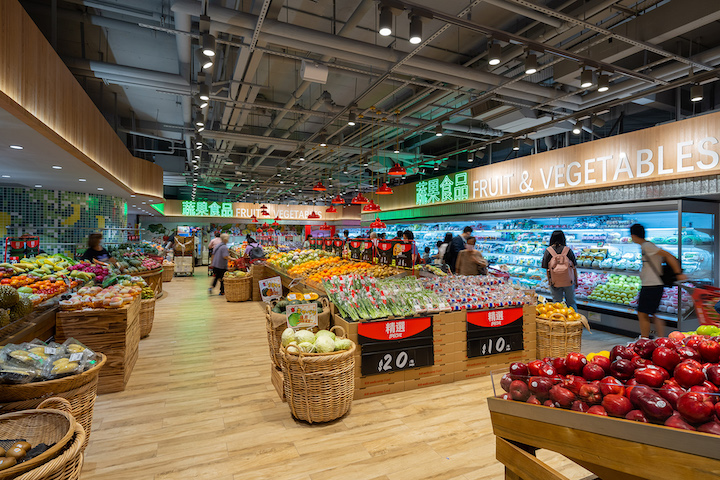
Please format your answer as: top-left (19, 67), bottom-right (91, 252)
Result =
top-left (446, 227), bottom-right (473, 273)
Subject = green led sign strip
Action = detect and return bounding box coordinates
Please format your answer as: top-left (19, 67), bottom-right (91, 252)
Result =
top-left (415, 172), bottom-right (469, 206)
top-left (181, 201), bottom-right (234, 217)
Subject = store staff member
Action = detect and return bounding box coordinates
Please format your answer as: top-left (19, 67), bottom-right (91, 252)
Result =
top-left (81, 233), bottom-right (116, 264)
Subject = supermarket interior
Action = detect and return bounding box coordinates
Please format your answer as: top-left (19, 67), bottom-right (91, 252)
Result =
top-left (3, 0), bottom-right (720, 478)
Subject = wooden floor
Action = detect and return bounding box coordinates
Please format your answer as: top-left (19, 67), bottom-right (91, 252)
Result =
top-left (80, 275), bottom-right (627, 480)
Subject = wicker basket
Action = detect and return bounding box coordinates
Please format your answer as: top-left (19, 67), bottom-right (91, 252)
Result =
top-left (279, 326), bottom-right (356, 424)
top-left (15, 423), bottom-right (85, 480)
top-left (161, 264), bottom-right (174, 282)
top-left (224, 276), bottom-right (251, 302)
top-left (0, 354), bottom-right (106, 451)
top-left (536, 316), bottom-right (587, 358)
top-left (251, 263), bottom-right (265, 302)
top-left (265, 299), bottom-right (331, 370)
top-left (140, 298), bottom-right (156, 338)
top-left (0, 398), bottom-right (77, 480)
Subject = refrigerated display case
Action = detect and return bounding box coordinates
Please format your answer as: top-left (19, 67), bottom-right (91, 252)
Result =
top-left (369, 200), bottom-right (717, 334)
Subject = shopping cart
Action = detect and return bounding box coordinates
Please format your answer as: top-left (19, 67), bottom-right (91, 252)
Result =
top-left (678, 282), bottom-right (720, 327)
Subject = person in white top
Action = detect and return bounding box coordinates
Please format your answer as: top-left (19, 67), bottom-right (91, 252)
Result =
top-left (630, 224), bottom-right (685, 338)
top-left (435, 233), bottom-right (453, 266)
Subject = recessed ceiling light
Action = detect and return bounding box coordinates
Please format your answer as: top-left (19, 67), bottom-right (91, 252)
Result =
top-left (79, 178), bottom-right (87, 182)
top-left (132, 205), bottom-right (137, 207)
top-left (97, 187), bottom-right (104, 191)
top-left (130, 194), bottom-right (135, 197)
top-left (1, 175), bottom-right (10, 178)
top-left (52, 165), bottom-right (62, 170)
top-left (142, 201), bottom-right (146, 204)
top-left (35, 184), bottom-right (42, 188)
top-left (9, 145), bottom-right (23, 150)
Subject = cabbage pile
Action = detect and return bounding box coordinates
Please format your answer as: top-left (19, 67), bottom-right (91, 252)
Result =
top-left (281, 328), bottom-right (353, 354)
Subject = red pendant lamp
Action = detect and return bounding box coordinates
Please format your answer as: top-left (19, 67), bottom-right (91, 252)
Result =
top-left (274, 215), bottom-right (280, 221)
top-left (261, 210), bottom-right (271, 216)
top-left (319, 222), bottom-right (331, 230)
top-left (250, 215), bottom-right (258, 222)
top-left (370, 217), bottom-right (386, 229)
top-left (313, 181), bottom-right (327, 191)
top-left (362, 200), bottom-right (381, 212)
top-left (307, 210), bottom-right (320, 219)
top-left (326, 205), bottom-right (337, 213)
top-left (376, 182), bottom-right (393, 195)
top-left (260, 204), bottom-right (268, 211)
top-left (388, 163), bottom-right (406, 176)
top-left (351, 192), bottom-right (369, 204)
top-left (256, 228), bottom-right (263, 234)
top-left (331, 194), bottom-right (345, 204)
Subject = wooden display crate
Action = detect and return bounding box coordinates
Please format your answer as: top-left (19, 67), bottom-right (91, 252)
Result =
top-left (488, 396), bottom-right (720, 480)
top-left (335, 305), bottom-right (536, 400)
top-left (55, 296), bottom-right (141, 394)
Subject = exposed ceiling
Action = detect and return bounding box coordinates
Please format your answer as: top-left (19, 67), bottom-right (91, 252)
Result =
top-left (19, 0), bottom-right (720, 207)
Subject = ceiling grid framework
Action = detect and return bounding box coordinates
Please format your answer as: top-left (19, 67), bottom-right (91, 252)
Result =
top-left (15, 0), bottom-right (720, 205)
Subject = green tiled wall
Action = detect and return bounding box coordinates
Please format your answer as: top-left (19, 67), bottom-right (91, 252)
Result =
top-left (0, 187), bottom-right (127, 256)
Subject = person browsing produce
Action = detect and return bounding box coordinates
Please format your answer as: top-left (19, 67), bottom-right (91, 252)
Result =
top-left (446, 227), bottom-right (473, 273)
top-left (455, 237), bottom-right (488, 275)
top-left (81, 233), bottom-right (116, 265)
top-left (207, 231), bottom-right (222, 258)
top-left (209, 234), bottom-right (230, 296)
top-left (631, 223), bottom-right (685, 338)
top-left (542, 230), bottom-right (578, 311)
top-left (403, 230), bottom-right (421, 264)
top-left (435, 232), bottom-right (453, 266)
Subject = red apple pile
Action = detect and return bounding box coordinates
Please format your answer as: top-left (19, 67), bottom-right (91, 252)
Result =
top-left (499, 332), bottom-right (720, 434)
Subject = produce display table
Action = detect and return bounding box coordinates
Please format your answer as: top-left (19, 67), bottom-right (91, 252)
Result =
top-left (0, 300), bottom-right (57, 346)
top-left (488, 396), bottom-right (720, 480)
top-left (138, 267), bottom-right (163, 298)
top-left (334, 305), bottom-right (536, 400)
top-left (55, 296), bottom-right (141, 394)
top-left (264, 265), bottom-right (326, 298)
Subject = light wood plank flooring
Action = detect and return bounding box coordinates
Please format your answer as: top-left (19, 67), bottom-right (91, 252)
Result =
top-left (80, 275), bottom-right (627, 480)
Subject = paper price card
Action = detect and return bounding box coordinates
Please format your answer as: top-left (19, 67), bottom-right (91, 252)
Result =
top-left (259, 276), bottom-right (282, 303)
top-left (286, 303), bottom-right (318, 329)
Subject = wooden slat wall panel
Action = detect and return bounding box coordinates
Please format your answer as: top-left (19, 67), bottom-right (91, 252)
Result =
top-left (0, 0), bottom-right (164, 199)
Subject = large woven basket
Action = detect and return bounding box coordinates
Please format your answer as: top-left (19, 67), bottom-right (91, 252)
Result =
top-left (224, 276), bottom-right (251, 302)
top-left (0, 398), bottom-right (77, 480)
top-left (140, 298), bottom-right (156, 338)
top-left (15, 423), bottom-right (85, 480)
top-left (279, 326), bottom-right (356, 423)
top-left (251, 263), bottom-right (265, 301)
top-left (265, 299), bottom-right (331, 370)
top-left (0, 354), bottom-right (106, 451)
top-left (536, 316), bottom-right (585, 358)
top-left (161, 264), bottom-right (174, 282)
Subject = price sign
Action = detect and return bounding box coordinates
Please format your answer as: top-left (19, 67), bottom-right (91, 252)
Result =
top-left (360, 240), bottom-right (374, 263)
top-left (286, 303), bottom-right (318, 329)
top-left (333, 239), bottom-right (344, 255)
top-left (466, 307), bottom-right (524, 358)
top-left (324, 238), bottom-right (333, 252)
top-left (376, 240), bottom-right (394, 266)
top-left (258, 276), bottom-right (282, 303)
top-left (358, 317), bottom-right (434, 376)
top-left (393, 241), bottom-right (414, 269)
top-left (349, 240), bottom-right (363, 261)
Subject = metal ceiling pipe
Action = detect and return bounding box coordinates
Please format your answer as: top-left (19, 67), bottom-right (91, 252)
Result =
top-left (170, 1), bottom-right (583, 106)
top-left (174, 9), bottom-right (193, 168)
top-left (248, 0), bottom-right (375, 171)
top-left (58, 0), bottom-right (162, 21)
top-left (63, 58), bottom-right (190, 87)
top-left (482, 0), bottom-right (564, 28)
top-left (580, 46), bottom-right (720, 109)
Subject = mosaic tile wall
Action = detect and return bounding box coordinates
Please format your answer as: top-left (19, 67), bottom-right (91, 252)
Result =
top-left (0, 187), bottom-right (127, 256)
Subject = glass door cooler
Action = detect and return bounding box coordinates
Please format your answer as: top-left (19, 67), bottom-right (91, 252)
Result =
top-left (370, 200), bottom-right (717, 335)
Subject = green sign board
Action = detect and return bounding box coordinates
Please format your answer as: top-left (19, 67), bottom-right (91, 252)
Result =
top-left (415, 172), bottom-right (469, 206)
top-left (181, 201), bottom-right (234, 217)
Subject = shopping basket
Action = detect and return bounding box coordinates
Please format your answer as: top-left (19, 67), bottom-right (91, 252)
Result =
top-left (679, 282), bottom-right (720, 326)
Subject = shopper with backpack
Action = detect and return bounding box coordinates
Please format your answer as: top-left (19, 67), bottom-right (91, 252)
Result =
top-left (542, 230), bottom-right (578, 311)
top-left (630, 223), bottom-right (685, 338)
top-left (244, 235), bottom-right (265, 260)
